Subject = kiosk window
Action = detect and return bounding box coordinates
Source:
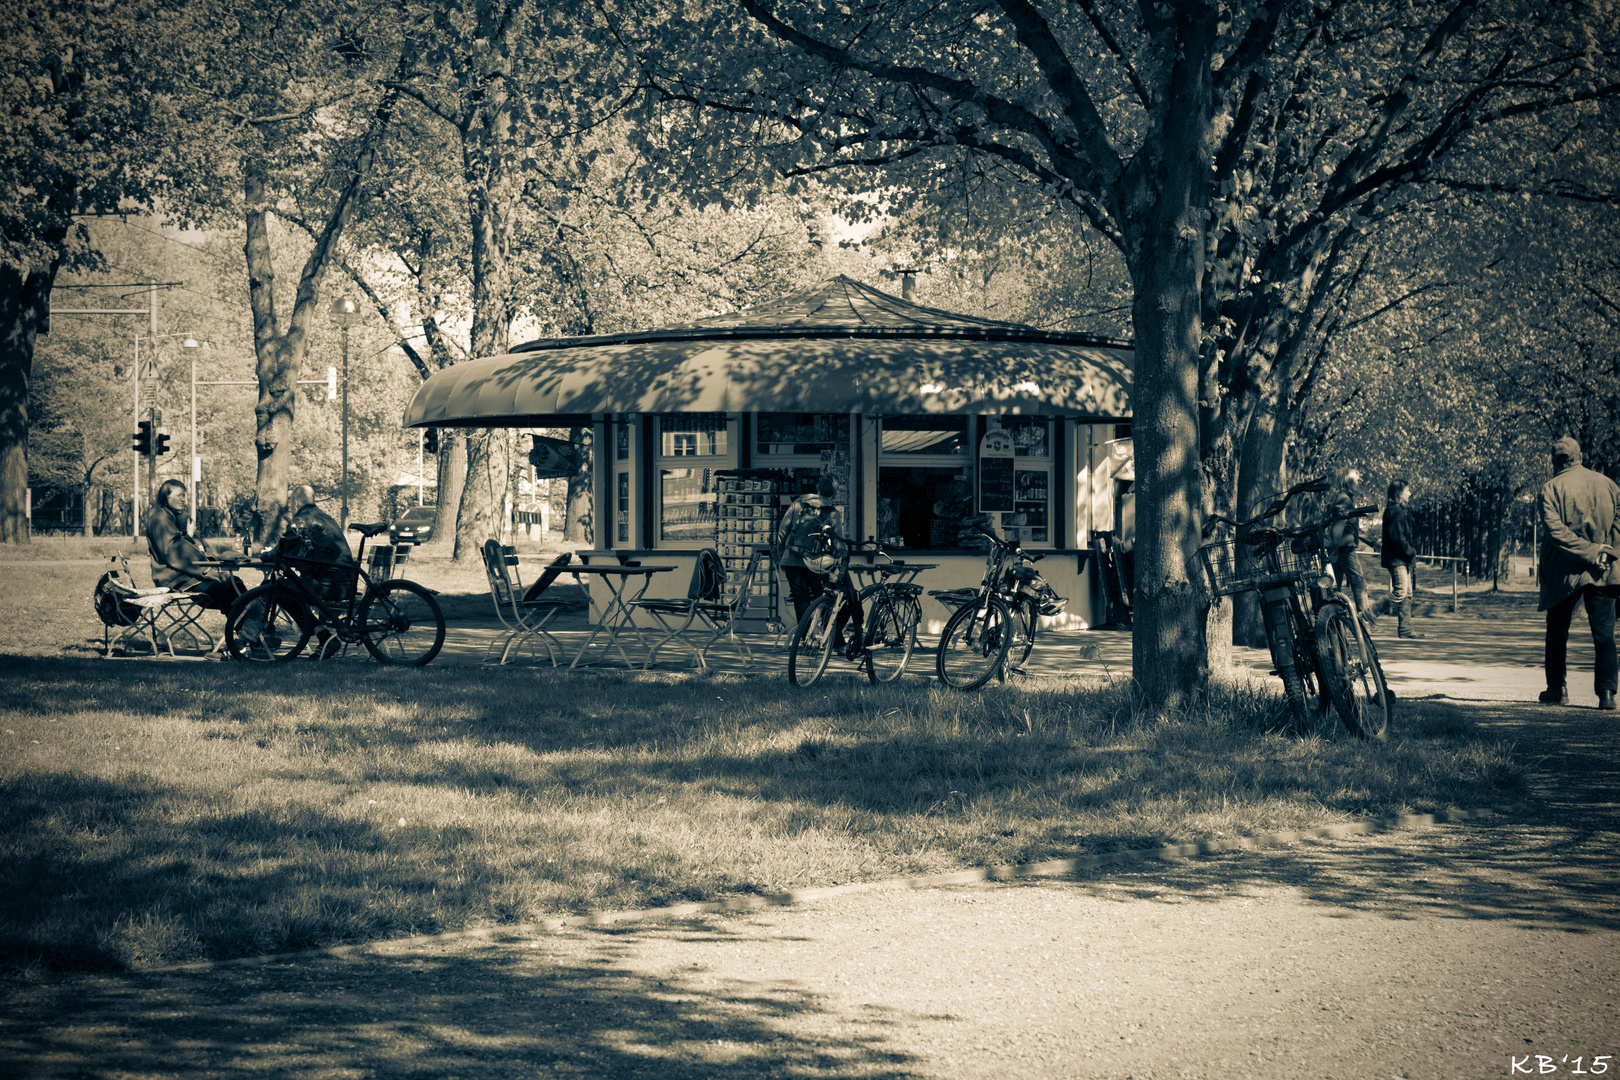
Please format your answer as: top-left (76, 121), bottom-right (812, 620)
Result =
top-left (879, 416), bottom-right (969, 456)
top-left (659, 414), bottom-right (728, 457)
top-left (654, 414), bottom-right (735, 544)
top-left (756, 413), bottom-right (850, 456)
top-left (985, 417), bottom-right (1052, 545)
top-left (659, 468), bottom-right (717, 542)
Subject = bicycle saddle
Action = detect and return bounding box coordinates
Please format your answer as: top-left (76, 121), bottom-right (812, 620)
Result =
top-left (348, 522), bottom-right (391, 538)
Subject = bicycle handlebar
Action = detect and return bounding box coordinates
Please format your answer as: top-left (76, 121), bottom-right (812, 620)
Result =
top-left (1242, 503), bottom-right (1379, 546)
top-left (1201, 476), bottom-right (1337, 539)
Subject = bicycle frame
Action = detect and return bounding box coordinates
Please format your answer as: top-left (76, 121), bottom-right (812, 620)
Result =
top-left (1200, 478), bottom-right (1387, 733)
top-left (259, 529), bottom-right (380, 639)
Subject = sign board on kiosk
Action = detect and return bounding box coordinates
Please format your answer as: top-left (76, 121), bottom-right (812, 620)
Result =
top-left (529, 434), bottom-right (584, 479)
top-left (978, 429), bottom-right (1015, 513)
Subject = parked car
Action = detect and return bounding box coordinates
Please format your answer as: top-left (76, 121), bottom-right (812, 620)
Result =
top-left (389, 506), bottom-right (437, 545)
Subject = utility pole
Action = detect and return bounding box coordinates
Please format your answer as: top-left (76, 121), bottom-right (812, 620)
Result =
top-left (329, 296), bottom-right (360, 530)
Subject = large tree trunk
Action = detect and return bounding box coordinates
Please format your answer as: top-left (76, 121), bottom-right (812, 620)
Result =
top-left (564, 425), bottom-right (592, 543)
top-left (1120, 8), bottom-right (1217, 711)
top-left (453, 428), bottom-right (509, 557)
top-left (1231, 402), bottom-right (1292, 647)
top-left (244, 169), bottom-right (301, 547)
top-left (0, 264), bottom-right (54, 543)
top-left (433, 428), bottom-right (466, 541)
top-left (449, 1), bottom-right (522, 563)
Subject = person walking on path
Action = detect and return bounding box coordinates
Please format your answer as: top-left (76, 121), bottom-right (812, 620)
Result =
top-left (1537, 436), bottom-right (1620, 710)
top-left (1378, 479), bottom-right (1424, 639)
top-left (775, 474), bottom-right (843, 627)
top-left (1323, 465), bottom-right (1377, 630)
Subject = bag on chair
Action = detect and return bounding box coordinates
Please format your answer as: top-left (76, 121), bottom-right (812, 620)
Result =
top-left (94, 572), bottom-right (142, 627)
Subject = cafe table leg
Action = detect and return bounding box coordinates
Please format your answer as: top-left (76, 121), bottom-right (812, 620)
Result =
top-left (569, 573), bottom-right (653, 669)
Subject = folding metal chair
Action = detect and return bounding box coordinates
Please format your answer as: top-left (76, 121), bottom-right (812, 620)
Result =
top-left (481, 541), bottom-right (575, 665)
top-left (640, 547), bottom-right (764, 670)
top-left (94, 553), bottom-right (216, 658)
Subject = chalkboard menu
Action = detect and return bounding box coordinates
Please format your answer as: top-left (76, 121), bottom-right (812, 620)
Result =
top-left (978, 429), bottom-right (1016, 512)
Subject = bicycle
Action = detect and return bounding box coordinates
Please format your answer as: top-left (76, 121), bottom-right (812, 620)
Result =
top-left (852, 552), bottom-right (934, 683)
top-left (1198, 478), bottom-right (1391, 739)
top-left (929, 525), bottom-right (1042, 688)
top-left (787, 527), bottom-right (925, 685)
top-left (223, 521), bottom-right (446, 665)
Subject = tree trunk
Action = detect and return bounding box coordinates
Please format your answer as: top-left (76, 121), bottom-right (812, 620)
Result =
top-left (0, 264), bottom-right (54, 543)
top-left (1231, 404), bottom-right (1292, 647)
top-left (453, 428), bottom-right (509, 559)
top-left (433, 428), bottom-right (466, 542)
top-left (1120, 7), bottom-right (1217, 711)
top-left (564, 425), bottom-right (592, 543)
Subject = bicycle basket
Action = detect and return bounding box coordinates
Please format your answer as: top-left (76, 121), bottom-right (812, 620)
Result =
top-left (1197, 537), bottom-right (1316, 596)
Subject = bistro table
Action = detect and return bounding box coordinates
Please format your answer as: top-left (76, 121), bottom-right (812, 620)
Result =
top-left (565, 562), bottom-right (677, 669)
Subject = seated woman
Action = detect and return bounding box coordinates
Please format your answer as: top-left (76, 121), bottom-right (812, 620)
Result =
top-left (146, 479), bottom-right (245, 611)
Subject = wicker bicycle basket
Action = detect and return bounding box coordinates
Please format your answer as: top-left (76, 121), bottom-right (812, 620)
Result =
top-left (1197, 537), bottom-right (1317, 597)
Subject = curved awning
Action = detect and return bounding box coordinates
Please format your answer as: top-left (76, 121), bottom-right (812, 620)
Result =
top-left (403, 276), bottom-right (1133, 427)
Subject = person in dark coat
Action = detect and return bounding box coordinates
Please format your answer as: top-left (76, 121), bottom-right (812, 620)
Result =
top-left (774, 474), bottom-right (843, 627)
top-left (1378, 479), bottom-right (1423, 639)
top-left (1537, 436), bottom-right (1620, 710)
top-left (237, 485), bottom-right (355, 660)
top-left (145, 479), bottom-right (244, 611)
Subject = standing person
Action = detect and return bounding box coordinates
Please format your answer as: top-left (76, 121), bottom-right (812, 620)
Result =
top-left (1537, 436), bottom-right (1620, 710)
top-left (775, 474), bottom-right (843, 627)
top-left (145, 479), bottom-right (245, 612)
top-left (1323, 465), bottom-right (1376, 629)
top-left (1379, 479), bottom-right (1424, 639)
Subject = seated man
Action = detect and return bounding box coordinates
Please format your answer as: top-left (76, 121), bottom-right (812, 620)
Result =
top-left (285, 484), bottom-right (355, 592)
top-left (285, 485), bottom-right (356, 659)
top-left (146, 479), bottom-right (245, 611)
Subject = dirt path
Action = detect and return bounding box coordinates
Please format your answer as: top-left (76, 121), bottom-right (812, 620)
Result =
top-left (3, 696), bottom-right (1615, 1080)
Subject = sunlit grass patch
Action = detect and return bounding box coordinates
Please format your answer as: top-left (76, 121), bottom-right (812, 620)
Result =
top-left (0, 658), bottom-right (1525, 972)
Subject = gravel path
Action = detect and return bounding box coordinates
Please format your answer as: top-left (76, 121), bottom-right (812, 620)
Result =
top-left (3, 696), bottom-right (1616, 1079)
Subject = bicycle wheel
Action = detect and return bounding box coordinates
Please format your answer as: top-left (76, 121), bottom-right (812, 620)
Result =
top-left (1316, 603), bottom-right (1391, 740)
top-left (1263, 599), bottom-right (1319, 728)
top-left (936, 596), bottom-right (1013, 691)
top-left (863, 592), bottom-right (918, 683)
top-left (1008, 596), bottom-right (1039, 672)
top-left (359, 580), bottom-right (445, 666)
top-left (224, 585), bottom-right (311, 662)
top-left (788, 596), bottom-right (838, 686)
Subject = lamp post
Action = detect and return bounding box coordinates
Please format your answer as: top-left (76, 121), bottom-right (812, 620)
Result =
top-left (183, 338), bottom-right (204, 534)
top-left (328, 296), bottom-right (361, 530)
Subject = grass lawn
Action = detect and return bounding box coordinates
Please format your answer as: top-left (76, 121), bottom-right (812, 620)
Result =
top-left (0, 657), bottom-right (1525, 974)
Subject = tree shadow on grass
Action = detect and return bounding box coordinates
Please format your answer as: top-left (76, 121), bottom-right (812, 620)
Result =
top-left (1044, 697), bottom-right (1620, 933)
top-left (1, 662), bottom-right (1574, 971)
top-left (1048, 810), bottom-right (1620, 934)
top-left (0, 928), bottom-right (918, 1079)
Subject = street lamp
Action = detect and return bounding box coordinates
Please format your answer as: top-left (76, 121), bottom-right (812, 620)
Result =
top-left (328, 295), bottom-right (361, 530)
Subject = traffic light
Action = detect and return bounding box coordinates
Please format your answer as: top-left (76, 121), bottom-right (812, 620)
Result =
top-left (133, 421), bottom-right (152, 456)
top-left (423, 428), bottom-right (439, 454)
top-left (154, 429), bottom-right (171, 456)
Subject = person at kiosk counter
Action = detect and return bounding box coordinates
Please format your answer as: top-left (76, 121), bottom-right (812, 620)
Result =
top-left (775, 474), bottom-right (844, 627)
